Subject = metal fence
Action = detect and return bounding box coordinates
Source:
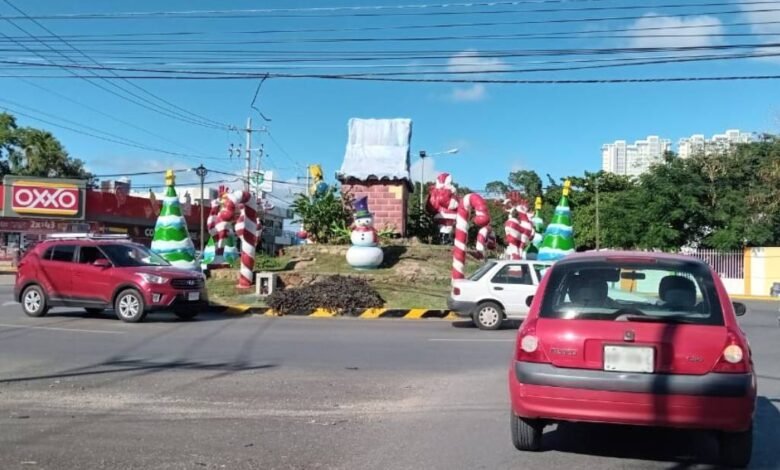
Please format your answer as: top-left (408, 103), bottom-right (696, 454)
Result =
top-left (683, 249), bottom-right (744, 279)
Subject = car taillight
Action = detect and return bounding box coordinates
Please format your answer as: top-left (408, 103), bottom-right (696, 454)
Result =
top-left (452, 287), bottom-right (460, 296)
top-left (713, 330), bottom-right (749, 373)
top-left (515, 320), bottom-right (549, 363)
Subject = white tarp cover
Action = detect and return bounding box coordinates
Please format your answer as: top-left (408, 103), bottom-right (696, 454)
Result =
top-left (339, 118), bottom-right (412, 181)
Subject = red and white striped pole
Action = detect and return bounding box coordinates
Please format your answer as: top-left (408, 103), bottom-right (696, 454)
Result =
top-left (237, 192), bottom-right (257, 288)
top-left (452, 193), bottom-right (491, 280)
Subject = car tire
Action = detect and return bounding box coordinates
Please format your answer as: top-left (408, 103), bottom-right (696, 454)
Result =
top-left (511, 412), bottom-right (543, 452)
top-left (85, 308), bottom-right (105, 315)
top-left (114, 289), bottom-right (146, 323)
top-left (719, 426), bottom-right (752, 468)
top-left (174, 310), bottom-right (198, 321)
top-left (21, 285), bottom-right (48, 318)
top-left (474, 301), bottom-right (504, 330)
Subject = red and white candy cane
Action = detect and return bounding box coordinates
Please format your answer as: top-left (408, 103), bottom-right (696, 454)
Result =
top-left (234, 191), bottom-right (258, 289)
top-left (206, 198), bottom-right (223, 262)
top-left (503, 193), bottom-right (535, 260)
top-left (475, 226), bottom-right (496, 259)
top-left (452, 193), bottom-right (491, 280)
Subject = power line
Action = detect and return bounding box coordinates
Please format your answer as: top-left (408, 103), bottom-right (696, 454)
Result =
top-left (2, 0), bottom-right (230, 130)
top-left (2, 16), bottom-right (778, 42)
top-left (93, 169), bottom-right (192, 178)
top-left (5, 1), bottom-right (776, 19)
top-left (0, 1), bottom-right (229, 131)
top-left (0, 100), bottom-right (226, 160)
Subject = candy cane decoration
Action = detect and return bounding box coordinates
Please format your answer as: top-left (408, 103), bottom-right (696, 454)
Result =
top-left (475, 226), bottom-right (497, 259)
top-left (503, 193), bottom-right (535, 260)
top-left (427, 173), bottom-right (459, 239)
top-left (452, 193), bottom-right (491, 280)
top-left (235, 192), bottom-right (258, 289)
top-left (206, 198), bottom-right (222, 263)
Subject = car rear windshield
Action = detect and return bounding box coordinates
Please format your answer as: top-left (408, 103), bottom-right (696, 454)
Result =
top-left (539, 258), bottom-right (723, 325)
top-left (100, 244), bottom-right (170, 267)
top-left (469, 261), bottom-right (496, 281)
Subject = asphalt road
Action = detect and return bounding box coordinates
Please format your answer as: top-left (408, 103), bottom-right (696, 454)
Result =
top-left (0, 283), bottom-right (778, 470)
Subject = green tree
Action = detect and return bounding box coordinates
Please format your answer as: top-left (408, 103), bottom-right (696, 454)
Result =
top-left (407, 181), bottom-right (439, 242)
top-left (291, 187), bottom-right (353, 244)
top-left (508, 170), bottom-right (543, 201)
top-left (0, 112), bottom-right (92, 181)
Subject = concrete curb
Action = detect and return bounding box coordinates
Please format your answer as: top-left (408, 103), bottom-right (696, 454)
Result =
top-left (210, 304), bottom-right (458, 320)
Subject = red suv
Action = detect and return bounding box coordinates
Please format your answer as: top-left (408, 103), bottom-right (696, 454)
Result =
top-left (14, 235), bottom-right (208, 323)
top-left (509, 252), bottom-right (756, 468)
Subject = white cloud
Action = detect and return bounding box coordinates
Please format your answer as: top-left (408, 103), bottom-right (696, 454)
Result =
top-left (451, 84), bottom-right (487, 102)
top-left (628, 14), bottom-right (724, 49)
top-left (409, 156), bottom-right (438, 183)
top-left (445, 50), bottom-right (508, 102)
top-left (739, 2), bottom-right (780, 60)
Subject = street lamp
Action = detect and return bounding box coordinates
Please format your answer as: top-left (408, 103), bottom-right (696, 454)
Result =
top-left (418, 148), bottom-right (459, 213)
top-left (195, 164), bottom-right (208, 253)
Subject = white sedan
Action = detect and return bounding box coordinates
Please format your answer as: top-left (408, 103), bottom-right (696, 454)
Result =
top-left (447, 260), bottom-right (553, 330)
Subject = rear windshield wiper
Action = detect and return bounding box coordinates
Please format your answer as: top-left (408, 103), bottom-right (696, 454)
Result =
top-left (620, 314), bottom-right (697, 324)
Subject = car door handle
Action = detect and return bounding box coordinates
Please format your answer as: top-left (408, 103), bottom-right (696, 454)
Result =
top-left (494, 286), bottom-right (504, 291)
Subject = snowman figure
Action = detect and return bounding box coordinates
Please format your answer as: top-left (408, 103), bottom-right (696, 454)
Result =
top-left (346, 196), bottom-right (384, 269)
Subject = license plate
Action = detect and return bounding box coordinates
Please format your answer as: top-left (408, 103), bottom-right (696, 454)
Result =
top-left (603, 346), bottom-right (654, 373)
top-left (188, 292), bottom-right (200, 301)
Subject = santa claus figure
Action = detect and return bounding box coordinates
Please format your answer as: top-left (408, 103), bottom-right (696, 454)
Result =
top-left (426, 172), bottom-right (459, 244)
top-left (346, 196), bottom-right (383, 269)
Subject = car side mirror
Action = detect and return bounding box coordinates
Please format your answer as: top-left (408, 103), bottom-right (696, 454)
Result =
top-left (94, 259), bottom-right (111, 269)
top-left (733, 302), bottom-right (747, 317)
top-left (526, 295), bottom-right (534, 307)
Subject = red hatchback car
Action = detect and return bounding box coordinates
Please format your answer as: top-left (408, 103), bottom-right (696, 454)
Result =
top-left (14, 234), bottom-right (208, 323)
top-left (509, 252), bottom-right (755, 468)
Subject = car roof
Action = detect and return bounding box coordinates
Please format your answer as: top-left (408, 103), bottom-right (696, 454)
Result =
top-left (554, 250), bottom-right (708, 266)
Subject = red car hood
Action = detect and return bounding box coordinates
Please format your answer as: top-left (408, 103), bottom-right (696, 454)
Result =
top-left (123, 266), bottom-right (201, 279)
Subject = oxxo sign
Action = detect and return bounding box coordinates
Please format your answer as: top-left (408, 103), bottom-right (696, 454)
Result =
top-left (2, 177), bottom-right (86, 219)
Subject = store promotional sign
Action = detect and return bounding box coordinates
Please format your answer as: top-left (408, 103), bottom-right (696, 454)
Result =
top-left (2, 176), bottom-right (87, 220)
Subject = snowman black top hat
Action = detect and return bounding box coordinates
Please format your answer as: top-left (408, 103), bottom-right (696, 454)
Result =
top-left (354, 196), bottom-right (372, 219)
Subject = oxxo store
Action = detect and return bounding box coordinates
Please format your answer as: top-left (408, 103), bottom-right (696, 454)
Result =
top-left (0, 176), bottom-right (204, 260)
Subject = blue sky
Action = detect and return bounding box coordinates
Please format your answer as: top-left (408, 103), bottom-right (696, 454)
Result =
top-left (2, 0), bottom-right (780, 205)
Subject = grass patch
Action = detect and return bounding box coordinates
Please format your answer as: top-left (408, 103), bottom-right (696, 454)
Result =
top-left (206, 277), bottom-right (267, 308)
top-left (374, 281), bottom-right (450, 310)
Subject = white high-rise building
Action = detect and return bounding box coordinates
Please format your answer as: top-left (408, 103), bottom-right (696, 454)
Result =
top-left (678, 129), bottom-right (752, 158)
top-left (602, 135), bottom-right (671, 176)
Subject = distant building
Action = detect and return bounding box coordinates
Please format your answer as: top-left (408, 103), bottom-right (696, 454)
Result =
top-left (678, 129), bottom-right (752, 159)
top-left (602, 135), bottom-right (671, 177)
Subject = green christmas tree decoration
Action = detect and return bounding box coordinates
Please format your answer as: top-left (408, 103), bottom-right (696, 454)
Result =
top-left (150, 170), bottom-right (197, 270)
top-left (537, 180), bottom-right (575, 261)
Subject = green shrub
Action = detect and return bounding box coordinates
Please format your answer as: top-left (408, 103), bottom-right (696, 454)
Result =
top-left (268, 275), bottom-right (384, 316)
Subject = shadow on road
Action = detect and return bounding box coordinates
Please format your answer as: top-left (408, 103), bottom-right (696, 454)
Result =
top-left (450, 319), bottom-right (522, 330)
top-left (0, 358), bottom-right (277, 384)
top-left (540, 396), bottom-right (780, 469)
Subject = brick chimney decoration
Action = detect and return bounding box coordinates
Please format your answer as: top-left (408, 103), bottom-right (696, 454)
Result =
top-left (336, 118), bottom-right (413, 236)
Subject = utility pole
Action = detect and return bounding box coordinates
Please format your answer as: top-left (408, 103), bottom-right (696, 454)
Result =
top-left (245, 117), bottom-right (253, 192)
top-left (418, 150), bottom-right (427, 215)
top-left (195, 164), bottom-right (208, 253)
top-left (595, 177), bottom-right (600, 250)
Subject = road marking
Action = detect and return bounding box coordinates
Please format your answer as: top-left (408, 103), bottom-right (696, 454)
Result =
top-left (0, 323), bottom-right (124, 335)
top-left (2, 301), bottom-right (19, 306)
top-left (428, 338), bottom-right (514, 342)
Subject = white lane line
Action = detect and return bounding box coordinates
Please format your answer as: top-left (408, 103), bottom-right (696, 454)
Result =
top-left (0, 323), bottom-right (124, 335)
top-left (2, 301), bottom-right (19, 306)
top-left (428, 338), bottom-right (514, 342)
